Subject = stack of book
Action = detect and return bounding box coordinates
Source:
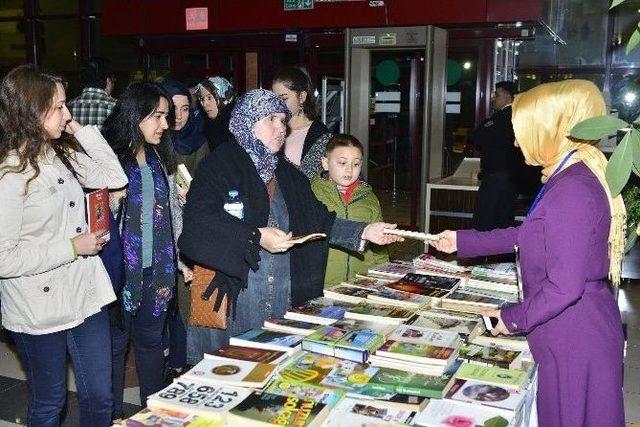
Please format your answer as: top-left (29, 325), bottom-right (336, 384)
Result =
top-left (410, 309), bottom-right (483, 341)
top-left (412, 253), bottom-right (470, 277)
top-left (229, 328), bottom-right (304, 354)
top-left (284, 297), bottom-right (353, 325)
top-left (344, 301), bottom-right (416, 325)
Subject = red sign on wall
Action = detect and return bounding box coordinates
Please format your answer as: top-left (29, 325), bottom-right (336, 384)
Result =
top-left (185, 7), bottom-right (208, 31)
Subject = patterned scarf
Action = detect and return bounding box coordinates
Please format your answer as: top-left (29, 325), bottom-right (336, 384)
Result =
top-left (229, 89), bottom-right (291, 183)
top-left (121, 146), bottom-right (177, 315)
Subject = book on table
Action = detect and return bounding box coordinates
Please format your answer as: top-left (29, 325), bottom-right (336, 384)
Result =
top-left (207, 344), bottom-right (289, 364)
top-left (453, 362), bottom-right (529, 390)
top-left (349, 387), bottom-right (429, 413)
top-left (399, 273), bottom-right (460, 291)
top-left (264, 378), bottom-right (345, 409)
top-left (412, 398), bottom-right (514, 427)
top-left (367, 354), bottom-right (453, 377)
top-left (85, 188), bottom-right (110, 241)
top-left (458, 343), bottom-right (523, 370)
top-left (146, 379), bottom-right (251, 419)
top-left (182, 354), bottom-right (277, 389)
top-left (119, 407), bottom-right (218, 427)
top-left (262, 317), bottom-right (320, 336)
top-left (463, 276), bottom-right (519, 294)
top-left (366, 285), bottom-right (432, 308)
top-left (284, 297), bottom-right (351, 325)
top-left (367, 260), bottom-right (422, 280)
top-left (344, 301), bottom-right (415, 325)
top-left (444, 378), bottom-right (527, 416)
top-left (322, 397), bottom-right (416, 426)
top-left (470, 262), bottom-right (517, 282)
top-left (374, 339), bottom-right (459, 367)
top-left (438, 289), bottom-right (507, 314)
top-left (229, 328), bottom-right (304, 354)
top-left (323, 284), bottom-right (380, 304)
top-left (364, 363), bottom-right (459, 399)
top-left (387, 324), bottom-right (460, 348)
top-left (347, 274), bottom-right (394, 287)
top-left (412, 253), bottom-right (470, 276)
top-left (408, 311), bottom-right (482, 341)
top-left (470, 330), bottom-right (530, 352)
top-left (227, 391), bottom-right (330, 427)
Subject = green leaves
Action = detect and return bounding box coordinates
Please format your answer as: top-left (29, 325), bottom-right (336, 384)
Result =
top-left (570, 115), bottom-right (629, 140)
top-left (627, 24), bottom-right (640, 55)
top-left (606, 131), bottom-right (634, 197)
top-left (484, 417), bottom-right (509, 427)
top-left (610, 0), bottom-right (626, 9)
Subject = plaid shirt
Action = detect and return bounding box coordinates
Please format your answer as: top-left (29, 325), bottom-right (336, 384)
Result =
top-left (68, 87), bottom-right (116, 131)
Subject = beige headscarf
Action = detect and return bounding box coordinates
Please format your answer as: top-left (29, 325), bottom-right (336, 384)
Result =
top-left (511, 79), bottom-right (626, 286)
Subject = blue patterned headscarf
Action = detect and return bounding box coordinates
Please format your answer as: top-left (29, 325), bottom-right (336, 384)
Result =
top-left (229, 89), bottom-right (291, 183)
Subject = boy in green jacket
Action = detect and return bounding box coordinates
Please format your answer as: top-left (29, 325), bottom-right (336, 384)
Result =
top-left (311, 134), bottom-right (389, 287)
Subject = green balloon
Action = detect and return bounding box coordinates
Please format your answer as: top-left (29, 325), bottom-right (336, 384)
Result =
top-left (447, 59), bottom-right (463, 86)
top-left (375, 59), bottom-right (400, 86)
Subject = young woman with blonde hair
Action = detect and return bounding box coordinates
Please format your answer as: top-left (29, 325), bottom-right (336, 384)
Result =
top-left (432, 80), bottom-right (626, 426)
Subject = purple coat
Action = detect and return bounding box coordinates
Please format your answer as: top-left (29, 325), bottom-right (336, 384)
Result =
top-left (458, 162), bottom-right (625, 427)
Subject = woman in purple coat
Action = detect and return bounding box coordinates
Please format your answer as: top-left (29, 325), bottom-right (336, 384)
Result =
top-left (432, 80), bottom-right (626, 427)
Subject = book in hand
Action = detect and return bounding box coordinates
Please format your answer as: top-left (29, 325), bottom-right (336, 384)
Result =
top-left (120, 407), bottom-right (218, 427)
top-left (413, 399), bottom-right (513, 427)
top-left (182, 354), bottom-right (277, 389)
top-left (387, 324), bottom-right (460, 348)
top-left (302, 321), bottom-right (387, 363)
top-left (146, 379), bottom-right (251, 419)
top-left (408, 311), bottom-right (482, 340)
top-left (263, 317), bottom-right (320, 336)
top-left (264, 378), bottom-right (345, 409)
top-left (85, 188), bottom-right (110, 241)
top-left (323, 397), bottom-right (416, 426)
top-left (227, 391), bottom-right (330, 427)
top-left (453, 362), bottom-right (529, 390)
top-left (458, 343), bottom-right (522, 370)
top-left (287, 232), bottom-right (326, 245)
top-left (444, 378), bottom-right (526, 415)
top-left (285, 297), bottom-right (351, 325)
top-left (175, 163), bottom-right (192, 193)
top-left (208, 344), bottom-right (288, 364)
top-left (229, 328), bottom-right (304, 354)
top-left (375, 339), bottom-right (459, 367)
top-left (365, 365), bottom-right (458, 399)
top-left (382, 228), bottom-right (439, 241)
top-left (344, 302), bottom-right (415, 325)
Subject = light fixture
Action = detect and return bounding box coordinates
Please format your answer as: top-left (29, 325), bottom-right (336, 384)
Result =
top-left (463, 61), bottom-right (472, 70)
top-left (496, 40), bottom-right (503, 48)
top-left (515, 21), bottom-right (523, 28)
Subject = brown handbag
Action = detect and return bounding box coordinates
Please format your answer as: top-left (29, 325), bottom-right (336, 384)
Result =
top-left (188, 265), bottom-right (227, 329)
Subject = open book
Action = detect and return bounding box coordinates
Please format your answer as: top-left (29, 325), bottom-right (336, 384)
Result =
top-left (287, 232), bottom-right (327, 245)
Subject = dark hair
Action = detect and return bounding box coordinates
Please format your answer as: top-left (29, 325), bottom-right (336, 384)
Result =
top-left (158, 79), bottom-right (192, 126)
top-left (0, 65), bottom-right (82, 190)
top-left (272, 66), bottom-right (318, 120)
top-left (496, 81), bottom-right (518, 98)
top-left (102, 81), bottom-right (176, 173)
top-left (196, 76), bottom-right (236, 109)
top-left (325, 134), bottom-right (364, 156)
top-left (82, 57), bottom-right (115, 90)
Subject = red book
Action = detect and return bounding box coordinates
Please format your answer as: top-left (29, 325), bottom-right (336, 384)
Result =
top-left (86, 188), bottom-right (110, 241)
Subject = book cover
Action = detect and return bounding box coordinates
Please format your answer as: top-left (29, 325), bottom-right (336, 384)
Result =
top-left (123, 407), bottom-right (217, 427)
top-left (367, 261), bottom-right (420, 280)
top-left (285, 297), bottom-right (351, 325)
top-left (349, 274), bottom-right (394, 287)
top-left (209, 345), bottom-right (287, 364)
top-left (388, 324), bottom-right (459, 348)
top-left (345, 302), bottom-right (415, 324)
top-left (347, 388), bottom-right (429, 413)
top-left (458, 343), bottom-right (521, 370)
top-left (263, 318), bottom-right (319, 336)
top-left (86, 188), bottom-right (110, 241)
top-left (323, 397), bottom-right (415, 426)
top-left (454, 363), bottom-right (528, 390)
top-left (367, 286), bottom-right (431, 308)
top-left (365, 366), bottom-right (456, 399)
top-left (230, 328), bottom-right (304, 353)
top-left (409, 313), bottom-right (481, 340)
top-left (445, 378), bottom-right (526, 414)
top-left (287, 233), bottom-right (326, 245)
top-left (471, 331), bottom-right (529, 352)
top-left (175, 164), bottom-right (192, 193)
top-left (265, 378), bottom-right (345, 408)
top-left (323, 284), bottom-right (379, 304)
top-left (401, 273), bottom-right (460, 291)
top-left (470, 262), bottom-right (517, 281)
top-left (412, 253), bottom-right (470, 274)
top-left (376, 340), bottom-right (456, 365)
top-left (228, 392), bottom-right (328, 427)
top-left (183, 355), bottom-right (276, 388)
top-left (412, 399), bottom-right (512, 427)
top-left (302, 323), bottom-right (385, 363)
top-left (385, 281), bottom-right (451, 298)
top-left (147, 380), bottom-right (250, 418)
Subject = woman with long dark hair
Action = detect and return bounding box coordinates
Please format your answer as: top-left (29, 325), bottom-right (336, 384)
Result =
top-left (102, 82), bottom-right (185, 417)
top-left (0, 65), bottom-right (127, 426)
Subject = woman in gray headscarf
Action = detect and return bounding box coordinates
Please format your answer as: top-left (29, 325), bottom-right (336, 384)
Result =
top-left (178, 89), bottom-right (401, 362)
top-left (196, 76), bottom-right (236, 152)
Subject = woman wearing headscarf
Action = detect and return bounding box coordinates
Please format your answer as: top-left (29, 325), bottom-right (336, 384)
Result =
top-left (432, 80), bottom-right (626, 427)
top-left (195, 76), bottom-right (236, 152)
top-left (178, 89), bottom-right (401, 363)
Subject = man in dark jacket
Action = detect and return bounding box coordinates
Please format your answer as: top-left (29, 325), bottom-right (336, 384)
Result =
top-left (470, 81), bottom-right (522, 231)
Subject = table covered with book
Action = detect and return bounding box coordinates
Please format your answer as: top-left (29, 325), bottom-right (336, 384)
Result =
top-left (117, 256), bottom-right (539, 427)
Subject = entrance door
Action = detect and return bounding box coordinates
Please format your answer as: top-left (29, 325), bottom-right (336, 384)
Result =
top-left (345, 26), bottom-right (447, 230)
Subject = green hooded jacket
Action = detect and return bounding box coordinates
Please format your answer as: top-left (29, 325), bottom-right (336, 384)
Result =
top-left (311, 173), bottom-right (389, 287)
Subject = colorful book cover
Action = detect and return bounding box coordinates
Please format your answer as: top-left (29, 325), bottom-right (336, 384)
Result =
top-left (147, 380), bottom-right (250, 418)
top-left (263, 318), bottom-right (319, 335)
top-left (385, 281), bottom-right (451, 298)
top-left (445, 378), bottom-right (526, 414)
top-left (124, 407), bottom-right (219, 427)
top-left (409, 313), bottom-right (481, 339)
top-left (324, 285), bottom-right (379, 302)
top-left (377, 340), bottom-right (456, 364)
top-left (286, 297), bottom-right (350, 324)
top-left (265, 378), bottom-right (345, 408)
top-left (412, 398), bottom-right (512, 427)
top-left (183, 356), bottom-right (276, 388)
top-left (323, 397), bottom-right (415, 426)
top-left (401, 273), bottom-right (460, 291)
top-left (365, 367), bottom-right (455, 399)
top-left (442, 290), bottom-right (506, 306)
top-left (210, 345), bottom-right (287, 364)
top-left (367, 261), bottom-right (420, 279)
top-left (458, 344), bottom-right (521, 369)
top-left (345, 302), bottom-right (414, 323)
top-left (388, 324), bottom-right (459, 348)
top-left (86, 188), bottom-right (110, 241)
top-left (228, 392), bottom-right (327, 427)
top-left (367, 286), bottom-right (431, 308)
top-left (230, 328), bottom-right (304, 350)
top-left (302, 324), bottom-right (385, 363)
top-left (454, 363), bottom-right (528, 390)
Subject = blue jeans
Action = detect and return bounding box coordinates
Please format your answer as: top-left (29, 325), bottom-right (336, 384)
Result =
top-left (11, 310), bottom-right (113, 427)
top-left (112, 268), bottom-right (169, 418)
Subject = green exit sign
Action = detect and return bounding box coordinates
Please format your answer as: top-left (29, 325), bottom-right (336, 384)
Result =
top-left (284, 0), bottom-right (314, 11)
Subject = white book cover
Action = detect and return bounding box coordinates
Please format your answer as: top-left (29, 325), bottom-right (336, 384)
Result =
top-left (147, 379), bottom-right (251, 418)
top-left (388, 324), bottom-right (460, 348)
top-left (182, 355), bottom-right (276, 388)
top-left (445, 378), bottom-right (526, 415)
top-left (323, 397), bottom-right (415, 426)
top-left (409, 313), bottom-right (481, 339)
top-left (413, 399), bottom-right (513, 427)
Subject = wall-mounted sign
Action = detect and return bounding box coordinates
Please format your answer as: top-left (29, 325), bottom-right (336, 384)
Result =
top-left (185, 7), bottom-right (208, 31)
top-left (379, 33), bottom-right (397, 46)
top-left (284, 0), bottom-right (314, 11)
top-left (352, 35), bottom-right (376, 45)
top-left (285, 34), bottom-right (298, 42)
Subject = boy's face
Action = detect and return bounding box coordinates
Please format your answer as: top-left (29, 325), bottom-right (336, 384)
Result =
top-left (322, 145), bottom-right (363, 188)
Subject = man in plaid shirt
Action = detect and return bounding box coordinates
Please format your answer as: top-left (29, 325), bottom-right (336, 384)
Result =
top-left (68, 57), bottom-right (117, 130)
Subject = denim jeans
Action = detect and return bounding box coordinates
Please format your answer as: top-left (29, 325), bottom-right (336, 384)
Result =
top-left (112, 267), bottom-right (170, 418)
top-left (11, 310), bottom-right (113, 427)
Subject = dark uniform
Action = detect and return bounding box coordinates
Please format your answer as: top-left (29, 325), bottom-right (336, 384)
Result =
top-left (471, 105), bottom-right (520, 231)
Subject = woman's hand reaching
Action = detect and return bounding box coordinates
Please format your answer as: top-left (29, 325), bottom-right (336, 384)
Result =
top-left (429, 230), bottom-right (457, 253)
top-left (258, 227), bottom-right (295, 254)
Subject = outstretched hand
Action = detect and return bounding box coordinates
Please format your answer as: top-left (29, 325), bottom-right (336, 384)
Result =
top-left (429, 230), bottom-right (457, 253)
top-left (364, 223), bottom-right (404, 245)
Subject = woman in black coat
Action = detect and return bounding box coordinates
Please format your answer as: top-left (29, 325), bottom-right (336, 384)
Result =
top-left (178, 89), bottom-right (400, 364)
